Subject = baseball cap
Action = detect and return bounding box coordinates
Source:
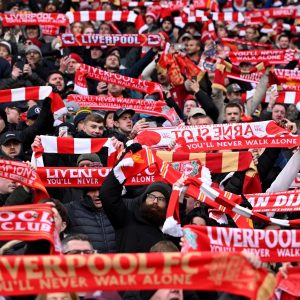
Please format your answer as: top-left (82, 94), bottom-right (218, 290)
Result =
top-left (227, 83), bottom-right (242, 93)
top-left (188, 107), bottom-right (206, 118)
top-left (4, 101), bottom-right (28, 112)
top-left (0, 132), bottom-right (21, 145)
top-left (113, 108), bottom-right (135, 121)
top-left (27, 105), bottom-right (41, 119)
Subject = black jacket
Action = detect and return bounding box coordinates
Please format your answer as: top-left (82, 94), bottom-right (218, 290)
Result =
top-left (100, 171), bottom-right (168, 253)
top-left (65, 195), bottom-right (116, 253)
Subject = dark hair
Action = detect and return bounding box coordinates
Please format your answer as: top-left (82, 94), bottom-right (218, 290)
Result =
top-left (225, 102), bottom-right (242, 113)
top-left (46, 70), bottom-right (64, 82)
top-left (40, 198), bottom-right (70, 229)
top-left (185, 207), bottom-right (218, 226)
top-left (278, 34), bottom-right (290, 41)
top-left (62, 233), bottom-right (92, 250)
top-left (84, 113), bottom-right (104, 124)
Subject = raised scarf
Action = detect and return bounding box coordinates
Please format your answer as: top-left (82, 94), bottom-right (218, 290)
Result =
top-left (182, 225), bottom-right (300, 263)
top-left (0, 252), bottom-right (275, 299)
top-left (60, 33), bottom-right (163, 48)
top-left (32, 136), bottom-right (117, 167)
top-left (134, 121), bottom-right (298, 151)
top-left (155, 150), bottom-right (260, 194)
top-left (228, 49), bottom-right (299, 64)
top-left (1, 13), bottom-right (68, 27)
top-left (0, 159), bottom-right (49, 203)
top-left (246, 189), bottom-right (300, 213)
top-left (66, 10), bottom-right (147, 33)
top-left (67, 94), bottom-right (182, 126)
top-left (242, 91), bottom-right (300, 105)
top-left (74, 63), bottom-right (164, 99)
top-left (0, 204), bottom-right (60, 253)
top-left (0, 86), bottom-right (67, 125)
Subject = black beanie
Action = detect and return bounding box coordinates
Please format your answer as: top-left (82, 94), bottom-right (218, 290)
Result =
top-left (143, 182), bottom-right (172, 203)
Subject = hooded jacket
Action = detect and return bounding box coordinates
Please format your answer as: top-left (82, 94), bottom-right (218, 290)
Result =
top-left (100, 170), bottom-right (172, 253)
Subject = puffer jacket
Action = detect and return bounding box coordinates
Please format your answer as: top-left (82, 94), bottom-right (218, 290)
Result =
top-left (64, 195), bottom-right (116, 253)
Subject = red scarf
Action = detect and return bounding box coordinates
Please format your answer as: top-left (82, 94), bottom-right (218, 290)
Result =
top-left (32, 136), bottom-right (117, 167)
top-left (60, 33), bottom-right (162, 48)
top-left (0, 252), bottom-right (274, 299)
top-left (37, 160), bottom-right (203, 187)
top-left (221, 37), bottom-right (272, 49)
top-left (135, 121), bottom-right (297, 151)
top-left (0, 204), bottom-right (60, 253)
top-left (228, 49), bottom-right (298, 64)
top-left (273, 267), bottom-right (300, 300)
top-left (182, 225), bottom-right (300, 263)
top-left (243, 91), bottom-right (300, 105)
top-left (0, 160), bottom-right (49, 203)
top-left (246, 189), bottom-right (300, 213)
top-left (66, 10), bottom-right (147, 33)
top-left (74, 63), bottom-right (164, 99)
top-left (0, 86), bottom-right (67, 124)
top-left (156, 150), bottom-right (260, 194)
top-left (1, 13), bottom-right (68, 27)
top-left (67, 94), bottom-right (182, 126)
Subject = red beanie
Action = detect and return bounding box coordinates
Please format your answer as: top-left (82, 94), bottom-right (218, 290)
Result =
top-left (69, 53), bottom-right (83, 63)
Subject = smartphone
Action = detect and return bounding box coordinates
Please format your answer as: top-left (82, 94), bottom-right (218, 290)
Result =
top-left (59, 126), bottom-right (68, 137)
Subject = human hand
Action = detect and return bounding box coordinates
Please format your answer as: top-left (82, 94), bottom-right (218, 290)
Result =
top-left (31, 135), bottom-right (42, 151)
top-left (96, 82), bottom-right (108, 94)
top-left (23, 64), bottom-right (32, 76)
top-left (130, 119), bottom-right (150, 138)
top-left (11, 65), bottom-right (23, 80)
top-left (241, 250), bottom-right (262, 269)
top-left (59, 56), bottom-right (72, 73)
top-left (278, 262), bottom-right (292, 279)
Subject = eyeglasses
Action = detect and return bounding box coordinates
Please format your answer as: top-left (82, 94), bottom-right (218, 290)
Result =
top-left (146, 193), bottom-right (166, 203)
top-left (63, 249), bottom-right (96, 255)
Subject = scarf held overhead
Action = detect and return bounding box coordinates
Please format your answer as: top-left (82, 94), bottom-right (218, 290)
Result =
top-left (246, 189), bottom-right (300, 213)
top-left (0, 204), bottom-right (60, 253)
top-left (67, 94), bottom-right (182, 126)
top-left (135, 121), bottom-right (298, 151)
top-left (0, 86), bottom-right (67, 123)
top-left (183, 225), bottom-right (300, 263)
top-left (60, 33), bottom-right (163, 48)
top-left (32, 136), bottom-right (117, 167)
top-left (0, 252), bottom-right (275, 299)
top-left (74, 64), bottom-right (164, 99)
top-left (1, 13), bottom-right (68, 27)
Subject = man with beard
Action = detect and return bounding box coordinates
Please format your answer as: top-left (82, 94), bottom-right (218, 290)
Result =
top-left (100, 153), bottom-right (172, 253)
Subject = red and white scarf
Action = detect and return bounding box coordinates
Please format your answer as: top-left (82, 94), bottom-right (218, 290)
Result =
top-left (182, 225), bottom-right (300, 263)
top-left (32, 136), bottom-right (117, 167)
top-left (243, 90), bottom-right (300, 105)
top-left (37, 159), bottom-right (205, 187)
top-left (0, 86), bottom-right (67, 125)
top-left (0, 159), bottom-right (49, 203)
top-left (0, 204), bottom-right (60, 253)
top-left (229, 49), bottom-right (299, 64)
top-left (112, 148), bottom-right (300, 234)
top-left (135, 121), bottom-right (297, 151)
top-left (67, 94), bottom-right (182, 126)
top-left (60, 33), bottom-right (162, 48)
top-left (246, 189), bottom-right (300, 213)
top-left (1, 13), bottom-right (68, 27)
top-left (66, 11), bottom-right (147, 33)
top-left (74, 63), bottom-right (164, 99)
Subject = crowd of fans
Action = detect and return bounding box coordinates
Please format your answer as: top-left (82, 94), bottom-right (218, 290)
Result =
top-left (0, 0), bottom-right (299, 299)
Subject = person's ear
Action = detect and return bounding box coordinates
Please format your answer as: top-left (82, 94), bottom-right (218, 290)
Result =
top-left (60, 221), bottom-right (67, 233)
top-left (114, 120), bottom-right (119, 128)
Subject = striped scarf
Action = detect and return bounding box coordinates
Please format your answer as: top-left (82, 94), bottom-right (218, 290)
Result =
top-left (32, 135), bottom-right (117, 167)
